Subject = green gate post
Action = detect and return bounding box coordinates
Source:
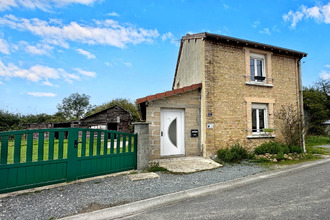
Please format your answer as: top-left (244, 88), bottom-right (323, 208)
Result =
top-left (67, 128), bottom-right (79, 181)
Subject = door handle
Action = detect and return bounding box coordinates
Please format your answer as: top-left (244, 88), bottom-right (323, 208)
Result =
top-left (74, 140), bottom-right (82, 148)
top-left (161, 131), bottom-right (163, 136)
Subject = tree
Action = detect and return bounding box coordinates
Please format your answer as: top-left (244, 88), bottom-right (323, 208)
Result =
top-left (86, 98), bottom-right (140, 121)
top-left (0, 110), bottom-right (22, 131)
top-left (303, 78), bottom-right (330, 135)
top-left (276, 104), bottom-right (302, 147)
top-left (57, 93), bottom-right (93, 120)
top-left (20, 113), bottom-right (53, 125)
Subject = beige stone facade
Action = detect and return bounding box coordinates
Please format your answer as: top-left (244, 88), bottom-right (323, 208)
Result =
top-left (138, 32), bottom-right (306, 159)
top-left (145, 89), bottom-right (201, 159)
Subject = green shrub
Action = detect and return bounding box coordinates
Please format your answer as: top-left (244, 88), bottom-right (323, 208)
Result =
top-left (217, 143), bottom-right (248, 163)
top-left (289, 145), bottom-right (303, 154)
top-left (276, 151), bottom-right (285, 160)
top-left (247, 152), bottom-right (256, 160)
top-left (217, 148), bottom-right (229, 161)
top-left (254, 142), bottom-right (284, 155)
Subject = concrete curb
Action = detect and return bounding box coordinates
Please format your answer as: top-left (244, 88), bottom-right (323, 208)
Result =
top-left (61, 157), bottom-right (330, 220)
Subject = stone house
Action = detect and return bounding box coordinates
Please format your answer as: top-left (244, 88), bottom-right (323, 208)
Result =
top-left (137, 32), bottom-right (307, 159)
top-left (80, 105), bottom-right (133, 133)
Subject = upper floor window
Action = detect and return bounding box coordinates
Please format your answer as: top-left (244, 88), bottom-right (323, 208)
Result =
top-left (250, 53), bottom-right (266, 82)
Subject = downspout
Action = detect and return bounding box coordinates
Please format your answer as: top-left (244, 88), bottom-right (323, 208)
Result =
top-left (297, 57), bottom-right (306, 153)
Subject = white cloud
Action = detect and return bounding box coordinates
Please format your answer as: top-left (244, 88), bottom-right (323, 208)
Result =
top-left (325, 64), bottom-right (330, 68)
top-left (0, 0), bottom-right (99, 12)
top-left (161, 32), bottom-right (173, 41)
top-left (0, 15), bottom-right (160, 48)
top-left (259, 28), bottom-right (271, 35)
top-left (0, 0), bottom-right (17, 11)
top-left (123, 62), bottom-right (132, 67)
top-left (320, 70), bottom-right (330, 80)
top-left (223, 4), bottom-right (229, 10)
top-left (0, 59), bottom-right (81, 85)
top-left (0, 38), bottom-right (10, 54)
top-left (107, 12), bottom-right (119, 17)
top-left (27, 92), bottom-right (56, 97)
top-left (0, 80), bottom-right (3, 84)
top-left (161, 32), bottom-right (178, 45)
top-left (19, 41), bottom-right (53, 55)
top-left (106, 58), bottom-right (133, 68)
top-left (252, 20), bottom-right (260, 28)
top-left (42, 80), bottom-right (58, 87)
top-left (272, 25), bottom-right (281, 33)
top-left (76, 48), bottom-right (96, 59)
top-left (283, 3), bottom-right (330, 27)
top-left (73, 67), bottom-right (96, 77)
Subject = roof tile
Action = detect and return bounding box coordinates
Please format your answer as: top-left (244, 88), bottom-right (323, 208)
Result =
top-left (136, 83), bottom-right (202, 104)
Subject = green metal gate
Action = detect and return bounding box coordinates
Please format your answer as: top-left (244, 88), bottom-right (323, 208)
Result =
top-left (0, 128), bottom-right (137, 193)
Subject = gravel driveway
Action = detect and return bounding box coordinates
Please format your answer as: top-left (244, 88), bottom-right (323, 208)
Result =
top-left (0, 162), bottom-right (268, 220)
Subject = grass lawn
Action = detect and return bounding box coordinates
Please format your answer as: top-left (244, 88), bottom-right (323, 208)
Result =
top-left (305, 135), bottom-right (330, 155)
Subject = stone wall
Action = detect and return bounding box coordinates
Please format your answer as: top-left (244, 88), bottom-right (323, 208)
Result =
top-left (146, 89), bottom-right (201, 159)
top-left (202, 40), bottom-right (302, 156)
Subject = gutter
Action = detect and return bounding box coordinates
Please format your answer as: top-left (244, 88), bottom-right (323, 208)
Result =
top-left (297, 57), bottom-right (306, 153)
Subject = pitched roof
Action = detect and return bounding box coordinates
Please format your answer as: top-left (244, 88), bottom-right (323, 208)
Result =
top-left (136, 83), bottom-right (202, 104)
top-left (172, 32), bottom-right (308, 89)
top-left (82, 105), bottom-right (132, 120)
top-left (184, 32), bottom-right (307, 57)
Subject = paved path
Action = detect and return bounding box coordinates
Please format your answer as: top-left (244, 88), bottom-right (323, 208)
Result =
top-left (62, 158), bottom-right (330, 220)
top-left (0, 162), bottom-right (267, 220)
top-left (122, 158), bottom-right (330, 220)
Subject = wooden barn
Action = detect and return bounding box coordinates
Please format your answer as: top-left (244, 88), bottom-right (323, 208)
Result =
top-left (80, 105), bottom-right (133, 133)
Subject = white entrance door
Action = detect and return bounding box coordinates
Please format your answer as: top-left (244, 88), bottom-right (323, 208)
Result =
top-left (161, 109), bottom-right (185, 156)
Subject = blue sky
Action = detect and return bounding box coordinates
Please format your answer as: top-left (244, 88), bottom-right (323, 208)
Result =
top-left (0, 0), bottom-right (330, 115)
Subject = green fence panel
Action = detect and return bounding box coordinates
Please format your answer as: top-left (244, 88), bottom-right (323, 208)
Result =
top-left (116, 134), bottom-right (121, 153)
top-left (0, 128), bottom-right (137, 193)
top-left (89, 131), bottom-right (94, 156)
top-left (122, 135), bottom-right (127, 153)
top-left (81, 131), bottom-right (86, 157)
top-left (26, 133), bottom-right (33, 163)
top-left (14, 135), bottom-right (21, 163)
top-left (1, 136), bottom-right (8, 165)
top-left (110, 133), bottom-right (115, 154)
top-left (103, 133), bottom-right (108, 155)
top-left (38, 132), bottom-right (44, 161)
top-left (97, 132), bottom-right (101, 156)
top-left (58, 132), bottom-right (64, 159)
top-left (48, 132), bottom-right (54, 160)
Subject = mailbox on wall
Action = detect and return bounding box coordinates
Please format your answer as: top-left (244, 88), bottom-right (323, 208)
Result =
top-left (191, 129), bottom-right (198, 137)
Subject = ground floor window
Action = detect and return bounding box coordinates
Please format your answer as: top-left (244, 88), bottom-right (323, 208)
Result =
top-left (252, 103), bottom-right (268, 134)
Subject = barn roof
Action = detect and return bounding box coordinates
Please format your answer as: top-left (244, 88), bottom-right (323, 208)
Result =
top-left (82, 105), bottom-right (132, 120)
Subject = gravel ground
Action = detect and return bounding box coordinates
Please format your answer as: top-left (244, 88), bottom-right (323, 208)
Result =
top-left (0, 162), bottom-right (268, 220)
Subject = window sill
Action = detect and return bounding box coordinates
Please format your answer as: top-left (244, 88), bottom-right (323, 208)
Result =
top-left (245, 82), bottom-right (273, 87)
top-left (247, 135), bottom-right (276, 139)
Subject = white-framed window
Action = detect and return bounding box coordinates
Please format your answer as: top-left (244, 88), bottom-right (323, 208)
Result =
top-left (252, 103), bottom-right (268, 134)
top-left (90, 125), bottom-right (107, 130)
top-left (250, 53), bottom-right (266, 82)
